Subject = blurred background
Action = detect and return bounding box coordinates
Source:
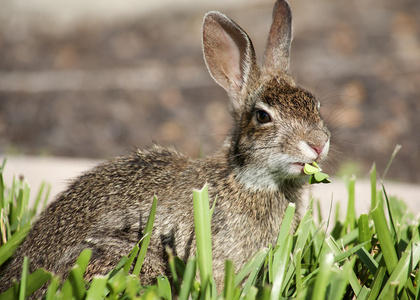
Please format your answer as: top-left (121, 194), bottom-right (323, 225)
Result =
top-left (0, 0), bottom-right (419, 183)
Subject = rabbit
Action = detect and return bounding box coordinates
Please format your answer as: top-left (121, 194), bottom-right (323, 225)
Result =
top-left (0, 0), bottom-right (330, 297)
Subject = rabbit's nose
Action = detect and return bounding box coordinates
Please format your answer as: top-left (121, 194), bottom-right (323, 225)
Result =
top-left (311, 145), bottom-right (325, 155)
top-left (310, 139), bottom-right (330, 160)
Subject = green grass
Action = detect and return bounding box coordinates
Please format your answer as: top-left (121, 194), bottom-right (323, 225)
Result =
top-left (0, 148), bottom-right (419, 299)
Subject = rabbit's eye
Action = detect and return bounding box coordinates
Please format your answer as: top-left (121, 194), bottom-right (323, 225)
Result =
top-left (256, 110), bottom-right (271, 124)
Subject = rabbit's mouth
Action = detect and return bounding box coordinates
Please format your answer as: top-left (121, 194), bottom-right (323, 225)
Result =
top-left (291, 162), bottom-right (307, 174)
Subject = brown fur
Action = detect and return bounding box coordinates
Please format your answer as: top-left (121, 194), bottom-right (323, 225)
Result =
top-left (0, 0), bottom-right (330, 297)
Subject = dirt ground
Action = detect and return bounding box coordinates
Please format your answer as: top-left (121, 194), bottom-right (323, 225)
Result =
top-left (0, 0), bottom-right (419, 183)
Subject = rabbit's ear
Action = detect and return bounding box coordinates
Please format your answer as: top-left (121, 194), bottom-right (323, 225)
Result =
top-left (262, 0), bottom-right (293, 75)
top-left (202, 11), bottom-right (259, 99)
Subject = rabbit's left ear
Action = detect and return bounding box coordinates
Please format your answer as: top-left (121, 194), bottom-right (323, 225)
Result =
top-left (262, 0), bottom-right (293, 75)
top-left (202, 11), bottom-right (259, 100)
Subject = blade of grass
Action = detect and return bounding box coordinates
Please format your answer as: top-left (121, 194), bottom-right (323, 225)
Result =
top-left (209, 278), bottom-right (219, 297)
top-left (334, 200), bottom-right (340, 228)
top-left (18, 257), bottom-right (29, 300)
top-left (340, 226), bottom-right (363, 247)
top-left (323, 237), bottom-right (340, 256)
top-left (31, 182), bottom-right (45, 218)
top-left (382, 144), bottom-right (401, 181)
top-left (85, 276), bottom-right (108, 300)
top-left (371, 202), bottom-right (398, 274)
top-left (224, 260), bottom-right (235, 300)
top-left (22, 182), bottom-right (30, 222)
top-left (281, 209), bottom-right (315, 293)
top-left (178, 258), bottom-right (196, 300)
top-left (310, 219), bottom-right (328, 256)
top-left (156, 276), bottom-right (171, 300)
top-left (107, 269), bottom-right (127, 297)
top-left (378, 282), bottom-right (398, 300)
top-left (404, 229), bottom-right (420, 297)
top-left (382, 243), bottom-right (420, 295)
top-left (133, 195), bottom-right (157, 276)
top-left (9, 176), bottom-right (18, 230)
top-left (139, 286), bottom-right (159, 299)
top-left (270, 203), bottom-right (295, 285)
top-left (276, 203), bottom-right (295, 247)
top-left (1, 208), bottom-right (6, 245)
top-left (241, 259), bottom-right (263, 297)
top-left (272, 203), bottom-right (295, 282)
top-left (312, 253), bottom-right (334, 300)
top-left (108, 256), bottom-right (127, 279)
top-left (68, 265), bottom-right (86, 300)
top-left (174, 256), bottom-right (186, 281)
top-left (270, 234), bottom-right (292, 300)
top-left (370, 163), bottom-right (377, 210)
top-left (5, 176), bottom-right (16, 240)
top-left (192, 184), bottom-right (213, 293)
top-left (1, 268), bottom-right (53, 300)
top-left (68, 249), bottom-right (92, 300)
top-left (381, 184), bottom-right (398, 249)
top-left (356, 247), bottom-right (379, 276)
top-left (244, 286), bottom-right (258, 300)
top-left (268, 247), bottom-right (274, 284)
top-left (317, 197), bottom-right (334, 254)
top-left (356, 286), bottom-right (370, 300)
top-left (416, 264), bottom-right (420, 300)
top-left (166, 246), bottom-right (179, 292)
top-left (15, 186), bottom-right (24, 223)
top-left (25, 268), bottom-right (53, 299)
top-left (235, 248), bottom-right (269, 287)
top-left (328, 257), bottom-right (355, 300)
top-left (325, 236), bottom-right (362, 295)
top-left (367, 266), bottom-right (387, 300)
top-left (124, 274), bottom-right (141, 299)
top-left (31, 182), bottom-right (50, 217)
top-left (316, 201), bottom-right (323, 225)
top-left (45, 277), bottom-right (60, 300)
top-left (74, 248), bottom-right (92, 274)
top-left (343, 175), bottom-right (356, 233)
top-left (358, 214), bottom-right (371, 252)
top-left (0, 222), bottom-right (31, 265)
top-left (41, 183), bottom-right (51, 209)
top-left (333, 241), bottom-right (369, 263)
top-left (124, 243), bottom-right (139, 275)
top-left (294, 248), bottom-right (303, 295)
top-left (295, 208), bottom-right (314, 259)
top-left (347, 266), bottom-right (363, 296)
top-left (209, 196), bottom-right (217, 220)
top-left (0, 158), bottom-right (6, 211)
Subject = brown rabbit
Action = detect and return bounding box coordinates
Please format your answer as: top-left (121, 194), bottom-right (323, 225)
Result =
top-left (0, 0), bottom-right (330, 296)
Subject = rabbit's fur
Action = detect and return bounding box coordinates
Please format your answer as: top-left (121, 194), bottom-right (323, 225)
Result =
top-left (0, 0), bottom-right (330, 296)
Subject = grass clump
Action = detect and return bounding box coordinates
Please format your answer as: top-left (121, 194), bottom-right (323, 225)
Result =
top-left (0, 147), bottom-right (419, 299)
top-left (0, 158), bottom-right (50, 266)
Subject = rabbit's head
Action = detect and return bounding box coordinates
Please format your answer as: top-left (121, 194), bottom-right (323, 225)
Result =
top-left (202, 0), bottom-right (330, 190)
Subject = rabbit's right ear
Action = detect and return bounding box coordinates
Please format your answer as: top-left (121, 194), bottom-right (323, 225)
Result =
top-left (262, 0), bottom-right (293, 75)
top-left (202, 11), bottom-right (259, 101)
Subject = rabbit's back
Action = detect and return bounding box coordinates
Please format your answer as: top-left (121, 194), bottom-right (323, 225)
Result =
top-left (0, 146), bottom-right (202, 290)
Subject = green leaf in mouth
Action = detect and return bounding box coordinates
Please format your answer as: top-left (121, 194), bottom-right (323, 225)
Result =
top-left (304, 162), bottom-right (331, 184)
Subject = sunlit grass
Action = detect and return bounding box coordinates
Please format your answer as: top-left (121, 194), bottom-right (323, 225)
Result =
top-left (1, 146), bottom-right (419, 299)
